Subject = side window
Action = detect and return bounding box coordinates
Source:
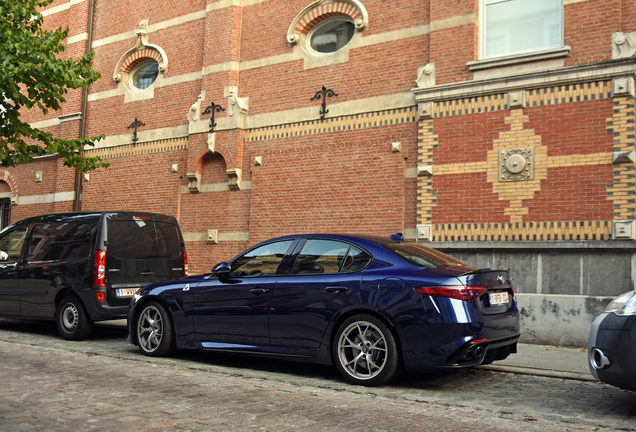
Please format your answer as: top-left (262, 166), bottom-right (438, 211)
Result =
top-left (341, 246), bottom-right (372, 272)
top-left (0, 226), bottom-right (27, 261)
top-left (230, 240), bottom-right (294, 277)
top-left (481, 0), bottom-right (562, 59)
top-left (27, 220), bottom-right (97, 262)
top-left (291, 239), bottom-right (350, 275)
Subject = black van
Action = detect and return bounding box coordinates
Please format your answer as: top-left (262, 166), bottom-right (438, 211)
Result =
top-left (0, 212), bottom-right (187, 340)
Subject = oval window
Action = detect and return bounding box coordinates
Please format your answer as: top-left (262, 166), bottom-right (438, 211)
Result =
top-left (130, 60), bottom-right (159, 90)
top-left (308, 18), bottom-right (355, 54)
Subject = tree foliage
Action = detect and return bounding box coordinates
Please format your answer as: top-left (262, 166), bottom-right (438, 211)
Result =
top-left (0, 0), bottom-right (108, 171)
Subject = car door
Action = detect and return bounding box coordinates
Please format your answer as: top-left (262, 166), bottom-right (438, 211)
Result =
top-left (192, 240), bottom-right (295, 346)
top-left (0, 223), bottom-right (28, 315)
top-left (269, 239), bottom-right (371, 348)
top-left (18, 217), bottom-right (97, 318)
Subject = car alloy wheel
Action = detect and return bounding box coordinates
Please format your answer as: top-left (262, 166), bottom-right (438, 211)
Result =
top-left (136, 301), bottom-right (175, 357)
top-left (334, 315), bottom-right (399, 386)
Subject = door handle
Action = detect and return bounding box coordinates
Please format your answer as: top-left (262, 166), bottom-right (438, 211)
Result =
top-left (325, 286), bottom-right (348, 293)
top-left (249, 288), bottom-right (270, 294)
top-left (141, 271), bottom-right (154, 276)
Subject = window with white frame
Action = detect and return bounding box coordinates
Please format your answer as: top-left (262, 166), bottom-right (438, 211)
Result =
top-left (481, 0), bottom-right (563, 59)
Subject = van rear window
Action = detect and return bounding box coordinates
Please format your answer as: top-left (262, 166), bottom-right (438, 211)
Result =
top-left (107, 219), bottom-right (182, 260)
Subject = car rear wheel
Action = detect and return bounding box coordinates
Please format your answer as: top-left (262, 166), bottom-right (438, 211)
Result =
top-left (136, 301), bottom-right (175, 357)
top-left (333, 314), bottom-right (399, 386)
top-left (56, 296), bottom-right (93, 341)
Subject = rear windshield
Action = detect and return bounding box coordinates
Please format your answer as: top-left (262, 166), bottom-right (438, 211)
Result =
top-left (379, 241), bottom-right (468, 268)
top-left (107, 218), bottom-right (182, 260)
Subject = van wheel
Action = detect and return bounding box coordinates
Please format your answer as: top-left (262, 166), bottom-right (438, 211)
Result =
top-left (333, 315), bottom-right (400, 386)
top-left (56, 296), bottom-right (93, 341)
top-left (136, 301), bottom-right (175, 357)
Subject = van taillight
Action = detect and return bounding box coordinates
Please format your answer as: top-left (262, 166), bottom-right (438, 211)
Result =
top-left (94, 250), bottom-right (106, 287)
top-left (183, 250), bottom-right (189, 276)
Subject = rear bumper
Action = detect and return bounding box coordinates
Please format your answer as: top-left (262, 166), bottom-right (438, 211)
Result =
top-left (400, 306), bottom-right (520, 372)
top-left (80, 289), bottom-right (129, 321)
top-left (587, 312), bottom-right (636, 391)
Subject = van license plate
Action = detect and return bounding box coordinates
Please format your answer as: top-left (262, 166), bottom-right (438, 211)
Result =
top-left (489, 292), bottom-right (509, 305)
top-left (116, 288), bottom-right (140, 298)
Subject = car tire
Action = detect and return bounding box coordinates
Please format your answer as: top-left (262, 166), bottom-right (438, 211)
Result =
top-left (56, 296), bottom-right (93, 341)
top-left (333, 314), bottom-right (400, 386)
top-left (136, 301), bottom-right (175, 357)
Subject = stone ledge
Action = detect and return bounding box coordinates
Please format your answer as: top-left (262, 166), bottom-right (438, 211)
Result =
top-left (428, 241), bottom-right (636, 250)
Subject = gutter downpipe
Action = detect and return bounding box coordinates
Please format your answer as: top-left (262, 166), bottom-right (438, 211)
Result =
top-left (74, 0), bottom-right (96, 211)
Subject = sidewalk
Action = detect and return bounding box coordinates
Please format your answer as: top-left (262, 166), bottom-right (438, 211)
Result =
top-left (479, 343), bottom-right (592, 381)
top-left (97, 321), bottom-right (594, 382)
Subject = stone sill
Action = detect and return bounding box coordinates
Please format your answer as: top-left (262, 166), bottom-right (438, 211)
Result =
top-left (467, 47), bottom-right (572, 72)
top-left (426, 241), bottom-right (636, 251)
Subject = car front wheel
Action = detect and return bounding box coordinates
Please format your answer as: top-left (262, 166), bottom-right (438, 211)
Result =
top-left (333, 314), bottom-right (399, 386)
top-left (136, 301), bottom-right (175, 357)
top-left (56, 296), bottom-right (93, 341)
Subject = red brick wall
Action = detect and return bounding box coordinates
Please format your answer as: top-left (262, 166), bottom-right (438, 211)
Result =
top-left (247, 123), bottom-right (416, 245)
top-left (10, 0), bottom-right (632, 275)
top-left (527, 165), bottom-right (614, 221)
top-left (525, 102), bottom-right (614, 157)
top-left (565, 0), bottom-right (621, 66)
top-left (433, 111), bottom-right (507, 165)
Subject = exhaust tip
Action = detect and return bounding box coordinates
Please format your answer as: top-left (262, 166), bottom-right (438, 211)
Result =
top-left (475, 346), bottom-right (484, 358)
top-left (591, 348), bottom-right (610, 370)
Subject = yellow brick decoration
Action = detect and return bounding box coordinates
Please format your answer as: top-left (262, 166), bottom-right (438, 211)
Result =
top-left (431, 220), bottom-right (613, 242)
top-left (486, 111), bottom-right (547, 222)
top-left (417, 79), bottom-right (624, 242)
top-left (85, 137), bottom-right (188, 160)
top-left (244, 107), bottom-right (417, 142)
top-left (607, 96), bottom-right (636, 221)
top-left (417, 120), bottom-right (437, 223)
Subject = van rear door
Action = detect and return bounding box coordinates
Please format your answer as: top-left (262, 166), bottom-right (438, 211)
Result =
top-left (104, 213), bottom-right (184, 307)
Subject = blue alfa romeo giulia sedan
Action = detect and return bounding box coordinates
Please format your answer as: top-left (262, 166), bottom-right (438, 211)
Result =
top-left (128, 233), bottom-right (520, 386)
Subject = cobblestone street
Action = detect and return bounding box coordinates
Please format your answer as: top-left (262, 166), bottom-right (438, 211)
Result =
top-left (0, 319), bottom-right (635, 431)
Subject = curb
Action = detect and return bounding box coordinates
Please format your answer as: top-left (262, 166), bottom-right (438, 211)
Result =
top-left (478, 364), bottom-right (596, 382)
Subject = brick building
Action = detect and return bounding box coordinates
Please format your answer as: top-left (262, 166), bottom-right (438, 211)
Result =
top-left (12, 0), bottom-right (636, 345)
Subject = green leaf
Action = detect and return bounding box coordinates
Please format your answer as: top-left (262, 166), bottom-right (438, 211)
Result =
top-left (0, 0), bottom-right (106, 172)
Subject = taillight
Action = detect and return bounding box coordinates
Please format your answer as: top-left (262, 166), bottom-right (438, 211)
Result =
top-left (413, 285), bottom-right (488, 302)
top-left (94, 250), bottom-right (106, 287)
top-left (183, 250), bottom-right (189, 276)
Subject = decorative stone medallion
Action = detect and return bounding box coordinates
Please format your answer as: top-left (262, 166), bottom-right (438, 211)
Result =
top-left (499, 147), bottom-right (534, 182)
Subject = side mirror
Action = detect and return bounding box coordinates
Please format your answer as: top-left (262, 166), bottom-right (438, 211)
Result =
top-left (0, 251), bottom-right (7, 261)
top-left (211, 262), bottom-right (231, 277)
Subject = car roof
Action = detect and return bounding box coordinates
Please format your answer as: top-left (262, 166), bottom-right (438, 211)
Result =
top-left (262, 233), bottom-right (400, 246)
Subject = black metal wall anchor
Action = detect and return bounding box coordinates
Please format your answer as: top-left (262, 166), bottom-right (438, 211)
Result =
top-left (202, 102), bottom-right (225, 133)
top-left (127, 118), bottom-right (145, 145)
top-left (311, 86), bottom-right (338, 121)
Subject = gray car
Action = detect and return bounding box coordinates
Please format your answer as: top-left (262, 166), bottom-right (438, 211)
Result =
top-left (588, 290), bottom-right (636, 391)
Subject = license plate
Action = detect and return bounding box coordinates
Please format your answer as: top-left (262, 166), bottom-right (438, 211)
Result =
top-left (116, 288), bottom-right (140, 298)
top-left (489, 291), bottom-right (509, 305)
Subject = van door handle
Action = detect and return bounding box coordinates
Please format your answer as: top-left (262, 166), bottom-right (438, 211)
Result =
top-left (141, 271), bottom-right (154, 276)
top-left (249, 288), bottom-right (270, 294)
top-left (325, 286), bottom-right (348, 293)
